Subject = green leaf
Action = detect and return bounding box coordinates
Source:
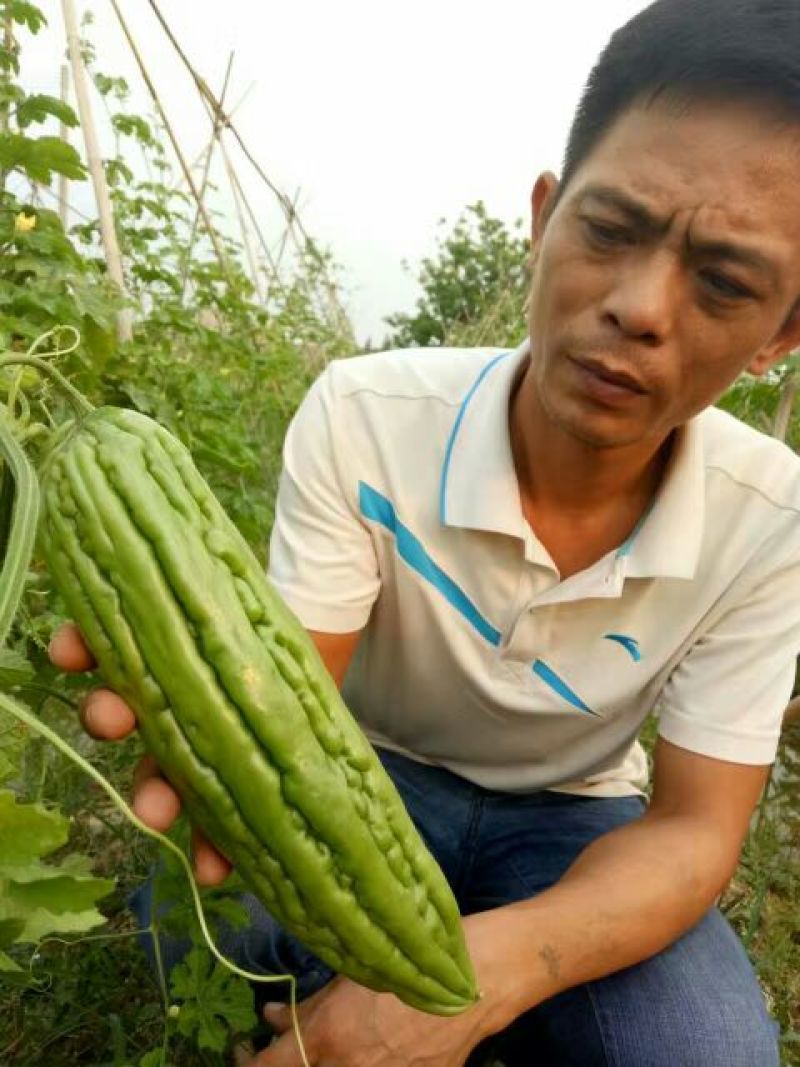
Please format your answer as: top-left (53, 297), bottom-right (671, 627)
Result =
top-left (93, 73), bottom-right (129, 100)
top-left (0, 856), bottom-right (113, 943)
top-left (0, 83), bottom-right (23, 109)
top-left (0, 858), bottom-right (114, 914)
top-left (0, 898), bottom-right (109, 943)
top-left (170, 947), bottom-right (256, 1052)
top-left (2, 1), bottom-right (46, 34)
top-left (0, 134), bottom-right (86, 183)
top-left (0, 789), bottom-right (114, 945)
top-left (0, 948), bottom-right (22, 972)
top-left (0, 789), bottom-right (67, 863)
top-left (0, 647), bottom-right (35, 689)
top-left (0, 917), bottom-right (25, 948)
top-left (105, 158), bottom-right (134, 188)
top-left (80, 314), bottom-right (116, 369)
top-left (112, 114), bottom-right (155, 148)
top-left (16, 94), bottom-right (79, 130)
top-left (139, 1050), bottom-right (176, 1067)
top-left (0, 749), bottom-right (16, 785)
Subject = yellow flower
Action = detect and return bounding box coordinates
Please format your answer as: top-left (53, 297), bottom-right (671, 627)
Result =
top-left (14, 212), bottom-right (36, 233)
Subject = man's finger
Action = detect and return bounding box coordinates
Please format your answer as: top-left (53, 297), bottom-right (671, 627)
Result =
top-left (132, 758), bottom-right (231, 882)
top-left (262, 1002), bottom-right (292, 1035)
top-left (132, 754), bottom-right (182, 832)
top-left (250, 1029), bottom-right (307, 1067)
top-left (49, 622), bottom-right (96, 672)
top-left (79, 688), bottom-right (137, 741)
top-left (191, 827), bottom-right (233, 886)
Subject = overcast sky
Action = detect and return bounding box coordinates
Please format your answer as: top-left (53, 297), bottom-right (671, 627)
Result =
top-left (23, 0), bottom-right (650, 345)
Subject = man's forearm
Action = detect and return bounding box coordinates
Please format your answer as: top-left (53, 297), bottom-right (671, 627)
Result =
top-left (478, 810), bottom-right (743, 1029)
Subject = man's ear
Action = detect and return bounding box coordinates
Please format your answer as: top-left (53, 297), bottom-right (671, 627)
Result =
top-left (530, 171), bottom-right (560, 246)
top-left (748, 298), bottom-right (800, 375)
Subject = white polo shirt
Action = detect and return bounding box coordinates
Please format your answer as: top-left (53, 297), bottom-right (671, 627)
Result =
top-left (267, 340), bottom-right (800, 797)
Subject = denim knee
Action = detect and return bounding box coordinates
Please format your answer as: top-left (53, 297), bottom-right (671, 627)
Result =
top-left (591, 980), bottom-right (781, 1067)
top-left (610, 1016), bottom-right (780, 1067)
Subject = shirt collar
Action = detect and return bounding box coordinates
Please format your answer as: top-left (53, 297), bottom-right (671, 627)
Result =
top-left (438, 336), bottom-right (706, 580)
top-left (438, 338), bottom-right (530, 539)
top-left (621, 415), bottom-right (706, 579)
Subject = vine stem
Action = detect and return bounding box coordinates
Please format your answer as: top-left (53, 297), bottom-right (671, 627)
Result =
top-left (0, 357), bottom-right (92, 420)
top-left (0, 326), bottom-right (93, 420)
top-left (0, 417), bottom-right (40, 647)
top-left (0, 689), bottom-right (310, 1067)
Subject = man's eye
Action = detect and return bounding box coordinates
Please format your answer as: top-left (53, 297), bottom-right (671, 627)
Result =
top-left (700, 271), bottom-right (753, 300)
top-left (583, 219), bottom-right (630, 247)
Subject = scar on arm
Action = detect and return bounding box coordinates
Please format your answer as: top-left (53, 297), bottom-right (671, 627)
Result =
top-left (538, 943), bottom-right (561, 982)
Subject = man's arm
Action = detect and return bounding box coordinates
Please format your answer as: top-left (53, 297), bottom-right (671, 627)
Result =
top-left (308, 628), bottom-right (363, 688)
top-left (474, 737), bottom-right (770, 1029)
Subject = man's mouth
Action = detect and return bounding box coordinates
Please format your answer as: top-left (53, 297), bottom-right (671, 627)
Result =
top-left (569, 356), bottom-right (647, 395)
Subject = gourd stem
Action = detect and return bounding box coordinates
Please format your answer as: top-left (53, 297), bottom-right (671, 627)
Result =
top-left (0, 690), bottom-right (310, 1067)
top-left (0, 355), bottom-right (93, 420)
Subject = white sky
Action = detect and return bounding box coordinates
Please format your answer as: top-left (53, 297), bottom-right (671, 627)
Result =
top-left (23, 0), bottom-right (650, 345)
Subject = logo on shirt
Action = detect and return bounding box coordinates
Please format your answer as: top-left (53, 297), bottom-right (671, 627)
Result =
top-left (604, 633), bottom-right (642, 662)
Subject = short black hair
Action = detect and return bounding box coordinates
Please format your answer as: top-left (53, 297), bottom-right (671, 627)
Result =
top-left (560, 0), bottom-right (800, 193)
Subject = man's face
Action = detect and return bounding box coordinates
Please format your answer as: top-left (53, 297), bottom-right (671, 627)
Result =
top-left (525, 96), bottom-right (800, 450)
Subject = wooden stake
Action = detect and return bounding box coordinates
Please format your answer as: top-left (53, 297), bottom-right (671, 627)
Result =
top-left (108, 0), bottom-right (232, 285)
top-left (180, 51), bottom-right (235, 299)
top-left (191, 88), bottom-right (282, 299)
top-left (1, 19), bottom-right (15, 191)
top-left (215, 128), bottom-right (281, 292)
top-left (61, 0), bottom-right (133, 342)
top-left (222, 140), bottom-right (264, 302)
top-left (772, 372), bottom-right (797, 443)
top-left (171, 83), bottom-right (254, 194)
top-left (58, 65), bottom-right (70, 227)
top-left (143, 0), bottom-right (353, 340)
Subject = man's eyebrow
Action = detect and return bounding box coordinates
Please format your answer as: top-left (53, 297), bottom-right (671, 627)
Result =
top-left (577, 184), bottom-right (666, 232)
top-left (576, 183), bottom-right (779, 283)
top-left (685, 237), bottom-right (779, 285)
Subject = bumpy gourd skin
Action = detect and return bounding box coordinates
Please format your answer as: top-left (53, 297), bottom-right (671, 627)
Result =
top-left (39, 407), bottom-right (478, 1015)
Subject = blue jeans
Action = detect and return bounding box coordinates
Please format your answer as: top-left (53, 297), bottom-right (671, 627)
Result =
top-left (131, 748), bottom-right (780, 1066)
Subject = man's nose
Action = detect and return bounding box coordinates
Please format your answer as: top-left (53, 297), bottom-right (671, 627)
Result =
top-left (600, 252), bottom-right (678, 345)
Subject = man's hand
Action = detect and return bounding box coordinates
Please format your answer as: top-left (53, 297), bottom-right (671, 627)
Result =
top-left (252, 913), bottom-right (514, 1067)
top-left (48, 621), bottom-right (232, 885)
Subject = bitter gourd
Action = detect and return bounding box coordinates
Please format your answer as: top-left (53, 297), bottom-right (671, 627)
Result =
top-left (39, 406), bottom-right (478, 1015)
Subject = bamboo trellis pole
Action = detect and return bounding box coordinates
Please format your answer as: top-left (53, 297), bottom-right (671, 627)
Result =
top-left (179, 52), bottom-right (235, 299)
top-left (58, 65), bottom-right (70, 227)
top-left (274, 188), bottom-right (302, 273)
top-left (1, 19), bottom-right (15, 190)
top-left (206, 104), bottom-right (282, 295)
top-left (144, 0), bottom-right (353, 341)
top-left (1, 21), bottom-right (10, 135)
top-left (223, 140), bottom-right (265, 303)
top-left (107, 0), bottom-right (233, 286)
top-left (171, 83), bottom-right (254, 194)
top-left (186, 75), bottom-right (286, 301)
top-left (61, 0), bottom-right (133, 343)
top-left (772, 372), bottom-right (797, 444)
top-left (146, 0), bottom-right (301, 237)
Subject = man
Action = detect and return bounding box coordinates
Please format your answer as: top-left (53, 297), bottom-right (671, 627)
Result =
top-left (52, 0), bottom-right (800, 1062)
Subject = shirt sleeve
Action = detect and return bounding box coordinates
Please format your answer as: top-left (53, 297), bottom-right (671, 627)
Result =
top-left (266, 365), bottom-right (381, 633)
top-left (657, 545), bottom-right (800, 764)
